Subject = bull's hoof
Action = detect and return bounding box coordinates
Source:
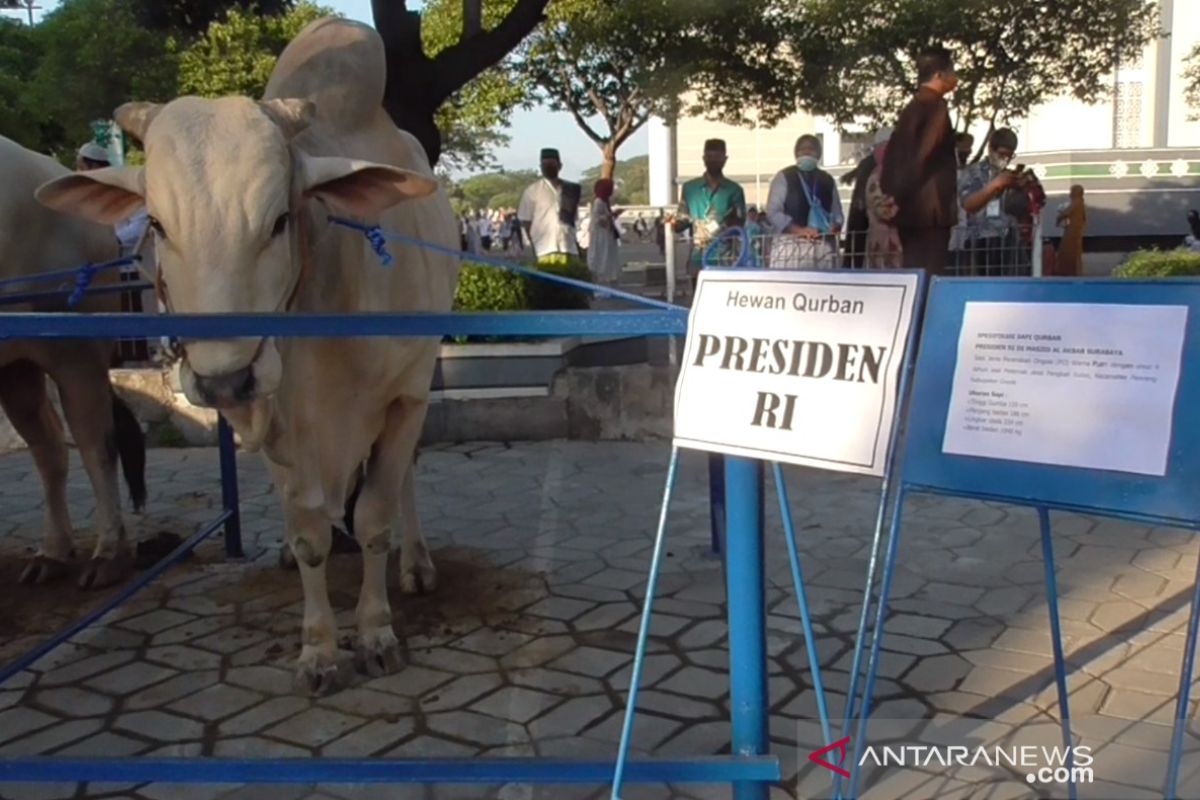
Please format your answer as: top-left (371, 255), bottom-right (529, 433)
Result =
top-left (19, 554), bottom-right (73, 585)
top-left (294, 650), bottom-right (350, 696)
top-left (78, 548), bottom-right (133, 590)
top-left (356, 628), bottom-right (404, 678)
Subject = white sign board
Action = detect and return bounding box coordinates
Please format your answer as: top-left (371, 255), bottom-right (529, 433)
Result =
top-left (942, 302), bottom-right (1188, 477)
top-left (673, 270), bottom-right (920, 476)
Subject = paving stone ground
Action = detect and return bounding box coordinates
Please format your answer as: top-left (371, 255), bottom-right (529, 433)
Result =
top-left (0, 442), bottom-right (1197, 799)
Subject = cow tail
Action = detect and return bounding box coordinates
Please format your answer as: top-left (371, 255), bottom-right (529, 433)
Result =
top-left (112, 393), bottom-right (147, 512)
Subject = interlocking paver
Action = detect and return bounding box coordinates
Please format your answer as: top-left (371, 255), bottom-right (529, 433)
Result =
top-left (36, 651), bottom-right (135, 687)
top-left (473, 686), bottom-right (561, 724)
top-left (320, 718), bottom-right (415, 757)
top-left (0, 718), bottom-right (105, 756)
top-left (143, 644), bottom-right (225, 671)
top-left (55, 730), bottom-right (147, 757)
top-left (29, 687), bottom-right (113, 717)
top-left (547, 645), bottom-right (628, 679)
top-left (384, 735), bottom-right (476, 759)
top-left (0, 707), bottom-right (57, 746)
top-left (211, 736), bottom-right (310, 758)
top-left (265, 707), bottom-right (365, 748)
top-left (419, 673), bottom-right (505, 712)
top-left (117, 608), bottom-right (197, 635)
top-left (84, 661), bottom-right (179, 695)
top-left (169, 683), bottom-right (264, 720)
top-left (113, 709), bottom-right (205, 741)
top-left (218, 696), bottom-right (309, 736)
top-left (124, 670), bottom-right (222, 711)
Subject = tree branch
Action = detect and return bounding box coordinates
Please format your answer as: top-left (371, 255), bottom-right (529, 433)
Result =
top-left (429, 0), bottom-right (550, 105)
top-left (612, 105), bottom-right (649, 149)
top-left (566, 103), bottom-right (607, 146)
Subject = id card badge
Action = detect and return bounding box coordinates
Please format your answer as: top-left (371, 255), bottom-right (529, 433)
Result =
top-left (986, 198), bottom-right (1002, 218)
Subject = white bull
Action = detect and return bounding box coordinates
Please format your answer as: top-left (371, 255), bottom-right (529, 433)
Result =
top-left (0, 134), bottom-right (147, 589)
top-left (37, 18), bottom-right (460, 693)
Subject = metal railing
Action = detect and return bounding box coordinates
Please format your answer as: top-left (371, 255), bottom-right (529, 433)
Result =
top-left (698, 224), bottom-right (1042, 276)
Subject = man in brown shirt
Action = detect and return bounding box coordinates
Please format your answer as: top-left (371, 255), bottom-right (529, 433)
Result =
top-left (881, 46), bottom-right (960, 276)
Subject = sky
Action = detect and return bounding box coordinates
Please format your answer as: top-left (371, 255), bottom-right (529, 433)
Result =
top-left (10, 0), bottom-right (648, 179)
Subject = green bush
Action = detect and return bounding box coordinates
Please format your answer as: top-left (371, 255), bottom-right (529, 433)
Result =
top-left (525, 254), bottom-right (593, 311)
top-left (451, 263), bottom-right (527, 343)
top-left (453, 262), bottom-right (527, 312)
top-left (1113, 249), bottom-right (1200, 278)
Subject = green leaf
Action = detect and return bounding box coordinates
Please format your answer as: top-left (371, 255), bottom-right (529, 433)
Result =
top-left (177, 1), bottom-right (332, 99)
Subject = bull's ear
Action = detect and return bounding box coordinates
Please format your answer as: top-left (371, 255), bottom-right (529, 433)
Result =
top-left (114, 102), bottom-right (163, 142)
top-left (259, 98), bottom-right (315, 141)
top-left (299, 155), bottom-right (438, 217)
top-left (35, 167), bottom-right (145, 226)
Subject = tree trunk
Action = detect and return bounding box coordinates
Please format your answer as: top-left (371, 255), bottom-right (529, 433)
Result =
top-left (599, 141), bottom-right (618, 180)
top-left (372, 1), bottom-right (443, 164)
top-left (463, 0), bottom-right (482, 39)
top-left (372, 0), bottom-right (550, 167)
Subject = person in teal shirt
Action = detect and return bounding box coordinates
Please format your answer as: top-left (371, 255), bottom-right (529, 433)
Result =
top-left (672, 139), bottom-right (747, 290)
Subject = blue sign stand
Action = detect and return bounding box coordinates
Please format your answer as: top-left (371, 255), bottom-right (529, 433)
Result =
top-left (612, 268), bottom-right (927, 799)
top-left (847, 278), bottom-right (1200, 800)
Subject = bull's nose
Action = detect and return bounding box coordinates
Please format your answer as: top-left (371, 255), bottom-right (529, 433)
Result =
top-left (192, 366), bottom-right (256, 407)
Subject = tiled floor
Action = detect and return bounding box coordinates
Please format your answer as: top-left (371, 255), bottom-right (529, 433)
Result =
top-left (0, 442), bottom-right (1197, 799)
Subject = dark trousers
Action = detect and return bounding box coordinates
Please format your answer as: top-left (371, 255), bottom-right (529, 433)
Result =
top-left (899, 226), bottom-right (951, 276)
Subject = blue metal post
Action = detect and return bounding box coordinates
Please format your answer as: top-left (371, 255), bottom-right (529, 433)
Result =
top-left (1167, 548), bottom-right (1200, 799)
top-left (708, 453), bottom-right (726, 556)
top-left (611, 448), bottom-right (682, 800)
top-left (218, 416), bottom-right (243, 559)
top-left (838, 273), bottom-right (924, 763)
top-left (1038, 507), bottom-right (1077, 800)
top-left (773, 463), bottom-right (832, 746)
top-left (0, 511), bottom-right (230, 688)
top-left (849, 487), bottom-right (909, 799)
top-left (724, 457), bottom-right (769, 800)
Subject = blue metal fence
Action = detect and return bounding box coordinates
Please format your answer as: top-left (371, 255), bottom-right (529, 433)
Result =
top-left (0, 297), bottom-right (789, 792)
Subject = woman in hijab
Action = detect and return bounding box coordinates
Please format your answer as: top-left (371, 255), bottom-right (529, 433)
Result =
top-left (765, 134), bottom-right (844, 269)
top-left (1055, 185), bottom-right (1087, 275)
top-left (588, 178), bottom-right (621, 285)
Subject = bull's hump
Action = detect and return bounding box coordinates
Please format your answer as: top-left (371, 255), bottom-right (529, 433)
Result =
top-left (264, 18), bottom-right (384, 134)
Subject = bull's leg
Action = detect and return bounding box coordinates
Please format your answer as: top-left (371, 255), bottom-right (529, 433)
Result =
top-left (52, 354), bottom-right (131, 589)
top-left (398, 463), bottom-right (436, 595)
top-left (0, 361), bottom-right (75, 584)
top-left (353, 398), bottom-right (426, 675)
top-left (286, 499), bottom-right (344, 694)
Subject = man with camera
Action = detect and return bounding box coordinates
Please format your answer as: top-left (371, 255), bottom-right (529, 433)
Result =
top-left (959, 128), bottom-right (1038, 276)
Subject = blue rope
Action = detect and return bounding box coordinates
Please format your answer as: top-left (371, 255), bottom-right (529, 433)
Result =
top-left (0, 255), bottom-right (140, 293)
top-left (328, 216), bottom-right (683, 312)
top-left (67, 263), bottom-right (99, 308)
top-left (364, 227), bottom-right (394, 267)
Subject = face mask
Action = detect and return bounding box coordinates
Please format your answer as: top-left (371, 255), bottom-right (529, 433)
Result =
top-left (988, 152), bottom-right (1011, 171)
top-left (796, 155), bottom-right (819, 172)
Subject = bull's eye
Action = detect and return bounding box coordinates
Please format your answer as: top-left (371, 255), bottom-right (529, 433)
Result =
top-left (148, 216), bottom-right (166, 240)
top-left (271, 213), bottom-right (289, 239)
